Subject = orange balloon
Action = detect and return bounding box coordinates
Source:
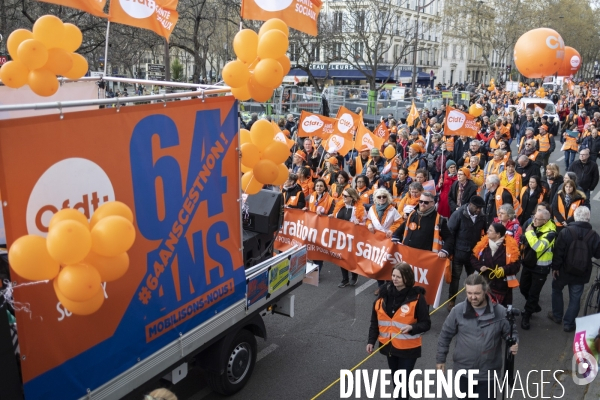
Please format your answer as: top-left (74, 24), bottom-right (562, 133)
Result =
top-left (250, 119), bottom-right (275, 150)
top-left (514, 28), bottom-right (564, 78)
top-left (0, 61), bottom-right (29, 88)
top-left (241, 170), bottom-right (263, 194)
top-left (231, 84), bottom-right (252, 101)
top-left (28, 69), bottom-right (59, 97)
top-left (63, 53), bottom-right (88, 79)
top-left (254, 58), bottom-right (284, 89)
top-left (49, 208), bottom-right (90, 231)
top-left (259, 18), bottom-right (290, 38)
top-left (262, 141), bottom-right (290, 164)
top-left (8, 235), bottom-right (60, 281)
top-left (384, 145), bottom-right (396, 159)
top-left (18, 39), bottom-right (48, 70)
top-left (241, 142), bottom-right (261, 168)
top-left (90, 201), bottom-right (134, 229)
top-left (248, 77), bottom-right (274, 103)
top-left (277, 55), bottom-right (291, 76)
top-left (257, 30), bottom-right (289, 60)
top-left (84, 251), bottom-right (129, 282)
top-left (57, 263), bottom-right (102, 302)
top-left (222, 60), bottom-right (250, 88)
top-left (62, 23), bottom-right (82, 52)
top-left (33, 15), bottom-right (65, 49)
top-left (53, 277), bottom-right (104, 316)
top-left (240, 129), bottom-right (252, 145)
top-left (7, 29), bottom-right (33, 60)
top-left (44, 48), bottom-right (73, 76)
top-left (272, 163), bottom-right (289, 186)
top-left (241, 164), bottom-right (252, 173)
top-left (233, 29), bottom-right (259, 63)
top-left (557, 46), bottom-right (582, 77)
top-left (91, 216), bottom-right (136, 257)
top-left (47, 220), bottom-right (92, 264)
top-left (253, 159), bottom-right (279, 184)
top-left (469, 103), bottom-right (483, 117)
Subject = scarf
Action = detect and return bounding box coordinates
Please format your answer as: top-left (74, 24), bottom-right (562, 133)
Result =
top-left (488, 237), bottom-right (504, 256)
top-left (564, 193), bottom-right (571, 208)
top-left (376, 202), bottom-right (389, 221)
top-left (417, 204), bottom-right (436, 217)
top-left (457, 181), bottom-right (466, 206)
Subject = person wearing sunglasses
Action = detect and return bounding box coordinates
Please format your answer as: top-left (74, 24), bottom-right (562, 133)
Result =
top-left (367, 188), bottom-right (403, 295)
top-left (330, 188), bottom-right (366, 288)
top-left (392, 191), bottom-right (453, 260)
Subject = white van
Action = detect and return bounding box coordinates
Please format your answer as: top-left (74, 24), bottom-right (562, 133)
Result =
top-left (517, 97), bottom-right (559, 122)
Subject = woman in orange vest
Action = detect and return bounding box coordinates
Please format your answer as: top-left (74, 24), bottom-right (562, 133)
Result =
top-left (330, 171), bottom-right (351, 199)
top-left (355, 175), bottom-right (373, 207)
top-left (499, 159), bottom-right (521, 198)
top-left (304, 179), bottom-right (336, 272)
top-left (468, 156), bottom-right (485, 194)
top-left (518, 175), bottom-right (545, 225)
top-left (297, 166), bottom-right (314, 199)
top-left (282, 173), bottom-right (306, 209)
top-left (561, 121), bottom-right (580, 170)
top-left (471, 223), bottom-right (520, 307)
top-left (366, 263), bottom-right (431, 384)
top-left (551, 180), bottom-right (586, 232)
top-left (320, 157), bottom-right (341, 186)
top-left (365, 165), bottom-right (380, 189)
top-left (396, 182), bottom-right (423, 222)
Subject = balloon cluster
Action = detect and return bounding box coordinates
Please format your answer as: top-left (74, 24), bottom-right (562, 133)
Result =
top-left (469, 103), bottom-right (483, 117)
top-left (535, 87), bottom-right (546, 98)
top-left (0, 15), bottom-right (88, 96)
top-left (240, 120), bottom-right (291, 194)
top-left (8, 202), bottom-right (135, 316)
top-left (222, 19), bottom-right (291, 102)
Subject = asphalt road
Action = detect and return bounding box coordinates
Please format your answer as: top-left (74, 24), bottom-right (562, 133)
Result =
top-left (172, 139), bottom-right (600, 400)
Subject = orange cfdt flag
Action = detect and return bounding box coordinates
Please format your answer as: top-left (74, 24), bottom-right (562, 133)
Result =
top-left (444, 107), bottom-right (478, 138)
top-left (356, 124), bottom-right (384, 151)
top-left (406, 101), bottom-right (419, 127)
top-left (109, 0), bottom-right (179, 41)
top-left (241, 0), bottom-right (322, 36)
top-left (373, 121), bottom-right (390, 140)
top-left (38, 0), bottom-right (108, 17)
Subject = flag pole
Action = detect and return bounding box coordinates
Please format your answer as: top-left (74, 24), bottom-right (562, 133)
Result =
top-left (103, 21), bottom-right (110, 76)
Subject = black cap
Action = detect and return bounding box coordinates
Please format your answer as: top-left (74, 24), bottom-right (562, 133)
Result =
top-left (469, 195), bottom-right (486, 208)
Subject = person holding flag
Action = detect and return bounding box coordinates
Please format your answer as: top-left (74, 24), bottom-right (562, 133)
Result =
top-left (403, 144), bottom-right (428, 178)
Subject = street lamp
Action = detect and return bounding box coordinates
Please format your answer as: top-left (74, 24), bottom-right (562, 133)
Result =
top-left (411, 0), bottom-right (435, 98)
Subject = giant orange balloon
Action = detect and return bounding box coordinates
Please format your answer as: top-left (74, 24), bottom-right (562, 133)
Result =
top-left (49, 208), bottom-right (90, 231)
top-left (254, 58), bottom-right (284, 89)
top-left (514, 28), bottom-right (564, 78)
top-left (17, 39), bottom-right (48, 70)
top-left (33, 15), bottom-right (65, 49)
top-left (257, 30), bottom-right (288, 60)
top-left (233, 29), bottom-right (258, 63)
top-left (557, 46), bottom-right (582, 77)
top-left (91, 216), bottom-right (136, 257)
top-left (62, 23), bottom-right (83, 52)
top-left (222, 60), bottom-right (250, 88)
top-left (8, 235), bottom-right (60, 281)
top-left (262, 141), bottom-right (290, 164)
top-left (250, 119), bottom-right (275, 150)
top-left (7, 29), bottom-right (33, 60)
top-left (253, 159), bottom-right (279, 184)
top-left (0, 61), bottom-right (29, 88)
top-left (28, 69), bottom-right (59, 97)
top-left (54, 278), bottom-right (104, 316)
top-left (241, 142), bottom-right (261, 168)
top-left (90, 201), bottom-right (134, 229)
top-left (57, 263), bottom-right (102, 302)
top-left (47, 220), bottom-right (92, 264)
top-left (43, 48), bottom-right (73, 76)
top-left (84, 251), bottom-right (129, 282)
top-left (63, 53), bottom-right (88, 79)
top-left (272, 163), bottom-right (289, 186)
top-left (241, 170), bottom-right (263, 194)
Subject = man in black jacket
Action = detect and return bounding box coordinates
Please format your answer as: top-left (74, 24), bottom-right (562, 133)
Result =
top-left (457, 140), bottom-right (487, 169)
top-left (483, 175), bottom-right (514, 227)
top-left (453, 135), bottom-right (471, 163)
top-left (446, 196), bottom-right (487, 310)
top-left (448, 168), bottom-right (479, 215)
top-left (549, 206), bottom-right (600, 332)
top-left (282, 173), bottom-right (306, 209)
top-left (568, 148), bottom-right (599, 209)
top-left (581, 128), bottom-right (600, 164)
top-left (516, 155), bottom-right (541, 185)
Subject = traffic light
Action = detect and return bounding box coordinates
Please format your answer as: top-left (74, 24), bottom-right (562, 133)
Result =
top-left (99, 61), bottom-right (104, 69)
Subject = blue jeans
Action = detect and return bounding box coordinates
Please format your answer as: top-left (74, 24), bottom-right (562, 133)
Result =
top-left (564, 150), bottom-right (577, 170)
top-left (551, 277), bottom-right (584, 329)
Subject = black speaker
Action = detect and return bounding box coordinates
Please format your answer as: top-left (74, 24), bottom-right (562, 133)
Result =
top-left (242, 230), bottom-right (274, 268)
top-left (243, 189), bottom-right (283, 234)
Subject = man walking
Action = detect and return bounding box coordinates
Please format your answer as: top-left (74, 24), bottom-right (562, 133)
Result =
top-left (568, 148), bottom-right (599, 209)
top-left (549, 206), bottom-right (600, 332)
top-left (437, 273), bottom-right (518, 399)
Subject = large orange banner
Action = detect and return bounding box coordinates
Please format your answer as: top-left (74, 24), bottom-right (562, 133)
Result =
top-left (241, 0), bottom-right (322, 36)
top-left (444, 107), bottom-right (478, 137)
top-left (274, 209), bottom-right (446, 306)
top-left (109, 0), bottom-right (179, 40)
top-left (38, 0), bottom-right (108, 17)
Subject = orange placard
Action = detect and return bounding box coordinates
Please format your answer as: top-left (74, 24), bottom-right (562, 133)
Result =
top-left (444, 107), bottom-right (478, 138)
top-left (356, 124), bottom-right (384, 150)
top-left (241, 0), bottom-right (322, 36)
top-left (109, 0), bottom-right (179, 40)
top-left (373, 121), bottom-right (390, 140)
top-left (336, 105), bottom-right (363, 135)
top-left (275, 209), bottom-right (446, 306)
top-left (38, 0), bottom-right (108, 17)
top-left (297, 110), bottom-right (339, 139)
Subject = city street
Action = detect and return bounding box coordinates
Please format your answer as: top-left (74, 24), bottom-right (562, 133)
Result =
top-left (172, 142), bottom-right (600, 400)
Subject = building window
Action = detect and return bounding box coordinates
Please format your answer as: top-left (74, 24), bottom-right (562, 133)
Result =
top-left (459, 45), bottom-right (463, 60)
top-left (333, 12), bottom-right (343, 32)
top-left (356, 11), bottom-right (365, 31)
top-left (331, 42), bottom-right (342, 60)
top-left (311, 44), bottom-right (320, 62)
top-left (452, 44), bottom-right (457, 60)
top-left (353, 42), bottom-right (364, 60)
top-left (443, 44), bottom-right (448, 59)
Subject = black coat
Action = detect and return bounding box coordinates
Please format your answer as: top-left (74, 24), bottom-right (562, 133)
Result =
top-left (545, 174), bottom-right (564, 207)
top-left (447, 204), bottom-right (487, 261)
top-left (448, 180), bottom-right (479, 215)
top-left (368, 285), bottom-right (431, 359)
top-left (518, 187), bottom-right (543, 226)
top-left (552, 221), bottom-right (600, 284)
top-left (484, 187), bottom-right (513, 227)
top-left (283, 184), bottom-right (306, 209)
top-left (393, 210), bottom-right (454, 254)
top-left (581, 135), bottom-right (600, 162)
top-left (453, 138), bottom-right (471, 163)
top-left (568, 160), bottom-right (600, 192)
top-left (516, 160), bottom-right (541, 185)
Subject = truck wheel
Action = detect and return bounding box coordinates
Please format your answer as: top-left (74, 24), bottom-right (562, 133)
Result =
top-left (206, 329), bottom-right (257, 395)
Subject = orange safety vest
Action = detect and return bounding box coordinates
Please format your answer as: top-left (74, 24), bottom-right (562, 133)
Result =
top-left (356, 187), bottom-right (373, 205)
top-left (563, 133), bottom-right (579, 152)
top-left (283, 192), bottom-right (301, 207)
top-left (396, 194), bottom-right (419, 215)
top-left (331, 200), bottom-right (366, 222)
top-left (487, 137), bottom-right (502, 157)
top-left (307, 192), bottom-right (335, 213)
top-left (355, 156), bottom-right (370, 177)
top-left (392, 181), bottom-right (409, 201)
top-left (322, 171), bottom-right (335, 186)
top-left (495, 185), bottom-right (521, 216)
top-left (535, 134), bottom-right (551, 152)
top-left (472, 235), bottom-right (520, 288)
top-left (375, 296), bottom-right (422, 350)
top-left (442, 136), bottom-right (454, 152)
top-left (485, 159), bottom-right (505, 177)
top-left (519, 186), bottom-right (544, 206)
top-left (330, 182), bottom-right (350, 199)
top-left (554, 195), bottom-right (583, 227)
top-left (406, 158), bottom-right (420, 178)
top-left (518, 136), bottom-right (536, 153)
top-left (298, 178), bottom-right (314, 198)
top-left (526, 151), bottom-right (539, 162)
top-left (403, 211), bottom-right (444, 252)
top-left (386, 160), bottom-right (399, 180)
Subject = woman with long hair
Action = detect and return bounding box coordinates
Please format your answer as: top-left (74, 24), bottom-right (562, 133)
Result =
top-left (367, 263), bottom-right (431, 400)
top-left (297, 166), bottom-right (314, 199)
top-left (365, 164), bottom-right (380, 189)
top-left (304, 179), bottom-right (336, 273)
top-left (355, 174), bottom-right (373, 207)
top-left (518, 176), bottom-right (545, 226)
top-left (330, 170), bottom-right (351, 199)
top-left (551, 180), bottom-right (586, 232)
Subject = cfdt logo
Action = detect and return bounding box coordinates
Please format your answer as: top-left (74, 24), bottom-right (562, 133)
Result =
top-left (254, 0), bottom-right (293, 12)
top-left (26, 158), bottom-right (115, 236)
top-left (120, 0), bottom-right (156, 19)
top-left (302, 115), bottom-right (324, 132)
top-left (337, 113), bottom-right (354, 134)
top-left (447, 110), bottom-right (466, 131)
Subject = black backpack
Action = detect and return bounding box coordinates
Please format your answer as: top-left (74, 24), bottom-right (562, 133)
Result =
top-left (564, 227), bottom-right (596, 276)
